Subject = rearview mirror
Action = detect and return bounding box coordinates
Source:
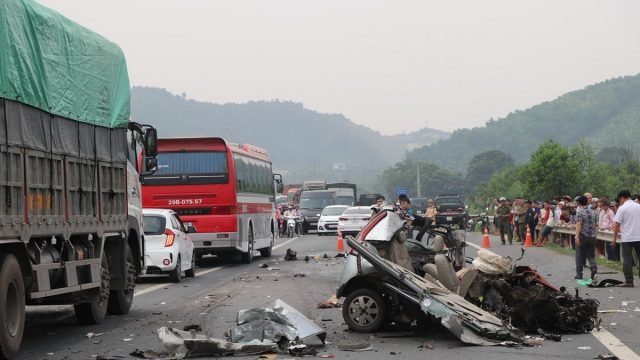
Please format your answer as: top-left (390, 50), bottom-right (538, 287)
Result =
top-left (186, 225), bottom-right (197, 233)
top-left (144, 128), bottom-right (158, 157)
top-left (145, 157), bottom-right (158, 173)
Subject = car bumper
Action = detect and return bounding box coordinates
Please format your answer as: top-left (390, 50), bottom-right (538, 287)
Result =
top-left (435, 214), bottom-right (466, 224)
top-left (145, 247), bottom-right (180, 272)
top-left (318, 221), bottom-right (338, 233)
top-left (338, 224), bottom-right (366, 234)
top-left (190, 232), bottom-right (240, 253)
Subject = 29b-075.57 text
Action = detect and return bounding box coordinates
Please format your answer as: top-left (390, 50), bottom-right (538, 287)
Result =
top-left (168, 199), bottom-right (203, 205)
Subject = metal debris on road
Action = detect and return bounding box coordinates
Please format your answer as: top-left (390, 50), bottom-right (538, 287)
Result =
top-left (337, 342), bottom-right (373, 352)
top-left (129, 349), bottom-right (161, 359)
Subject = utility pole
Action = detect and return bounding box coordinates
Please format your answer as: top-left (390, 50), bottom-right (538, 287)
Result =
top-left (416, 161), bottom-right (421, 197)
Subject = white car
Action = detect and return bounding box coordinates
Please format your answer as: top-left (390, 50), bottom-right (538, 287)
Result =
top-left (317, 205), bottom-right (348, 235)
top-left (143, 209), bottom-right (196, 282)
top-left (338, 206), bottom-right (372, 237)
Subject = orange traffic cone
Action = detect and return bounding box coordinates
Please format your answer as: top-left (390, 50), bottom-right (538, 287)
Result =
top-left (482, 227), bottom-right (491, 248)
top-left (336, 230), bottom-right (345, 252)
top-left (524, 225), bottom-right (533, 247)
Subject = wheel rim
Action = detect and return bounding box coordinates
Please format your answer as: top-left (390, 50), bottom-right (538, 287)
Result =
top-left (5, 279), bottom-right (19, 336)
top-left (348, 295), bottom-right (380, 326)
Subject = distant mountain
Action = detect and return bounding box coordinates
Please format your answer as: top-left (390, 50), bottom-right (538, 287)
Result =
top-left (407, 74), bottom-right (640, 173)
top-left (131, 86), bottom-right (449, 188)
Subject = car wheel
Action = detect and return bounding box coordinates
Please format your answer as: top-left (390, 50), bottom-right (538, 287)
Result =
top-left (107, 245), bottom-right (135, 315)
top-left (75, 254), bottom-right (110, 325)
top-left (342, 288), bottom-right (387, 333)
top-left (168, 255), bottom-right (181, 283)
top-left (185, 252), bottom-right (196, 278)
top-left (241, 229), bottom-right (254, 264)
top-left (0, 254), bottom-right (25, 360)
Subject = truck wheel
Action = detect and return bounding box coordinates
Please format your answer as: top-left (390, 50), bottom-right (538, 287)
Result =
top-left (107, 245), bottom-right (135, 315)
top-left (342, 288), bottom-right (387, 333)
top-left (241, 229), bottom-right (254, 264)
top-left (185, 253), bottom-right (196, 278)
top-left (75, 255), bottom-right (110, 325)
top-left (168, 256), bottom-right (181, 283)
top-left (0, 254), bottom-right (25, 360)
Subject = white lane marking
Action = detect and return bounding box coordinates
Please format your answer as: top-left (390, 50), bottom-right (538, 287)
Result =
top-left (468, 236), bottom-right (638, 359)
top-left (591, 329), bottom-right (640, 360)
top-left (134, 283), bottom-right (170, 297)
top-left (195, 266), bottom-right (223, 277)
top-left (134, 237), bottom-right (297, 297)
top-left (273, 236), bottom-right (299, 250)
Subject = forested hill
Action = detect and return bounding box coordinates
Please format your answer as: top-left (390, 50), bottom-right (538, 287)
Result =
top-left (130, 86), bottom-right (448, 187)
top-left (407, 74), bottom-right (640, 173)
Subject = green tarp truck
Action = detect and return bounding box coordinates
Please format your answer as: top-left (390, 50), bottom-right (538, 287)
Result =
top-left (0, 1), bottom-right (157, 358)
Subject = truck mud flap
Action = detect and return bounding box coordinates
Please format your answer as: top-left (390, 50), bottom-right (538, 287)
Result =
top-left (346, 236), bottom-right (523, 345)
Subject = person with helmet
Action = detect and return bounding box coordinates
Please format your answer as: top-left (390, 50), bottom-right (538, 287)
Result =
top-left (496, 197), bottom-right (513, 245)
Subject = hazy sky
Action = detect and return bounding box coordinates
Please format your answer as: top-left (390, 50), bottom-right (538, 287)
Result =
top-left (38, 0), bottom-right (640, 134)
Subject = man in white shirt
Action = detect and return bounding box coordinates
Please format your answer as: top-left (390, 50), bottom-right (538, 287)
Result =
top-left (612, 190), bottom-right (640, 287)
top-left (536, 201), bottom-right (556, 247)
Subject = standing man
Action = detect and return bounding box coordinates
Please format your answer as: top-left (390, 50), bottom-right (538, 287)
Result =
top-left (496, 197), bottom-right (513, 245)
top-left (516, 199), bottom-right (528, 243)
top-left (425, 198), bottom-right (437, 219)
top-left (612, 190), bottom-right (640, 287)
top-left (574, 196), bottom-right (598, 280)
top-left (537, 201), bottom-right (556, 247)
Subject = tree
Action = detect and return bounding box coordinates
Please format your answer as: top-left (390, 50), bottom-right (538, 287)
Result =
top-left (466, 150), bottom-right (515, 186)
top-left (526, 140), bottom-right (580, 199)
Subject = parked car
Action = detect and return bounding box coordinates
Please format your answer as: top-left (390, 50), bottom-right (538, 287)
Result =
top-left (275, 195), bottom-right (288, 206)
top-left (434, 195), bottom-right (468, 228)
top-left (317, 205), bottom-right (349, 235)
top-left (338, 206), bottom-right (372, 237)
top-left (143, 209), bottom-right (196, 282)
top-left (299, 190), bottom-right (337, 233)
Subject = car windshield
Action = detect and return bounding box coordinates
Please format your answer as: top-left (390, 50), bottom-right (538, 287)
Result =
top-left (300, 197), bottom-right (333, 209)
top-left (155, 151), bottom-right (228, 175)
top-left (336, 196), bottom-right (354, 206)
top-left (344, 207), bottom-right (370, 215)
top-left (437, 197), bottom-right (463, 206)
top-left (143, 215), bottom-right (166, 235)
top-left (322, 207), bottom-right (347, 216)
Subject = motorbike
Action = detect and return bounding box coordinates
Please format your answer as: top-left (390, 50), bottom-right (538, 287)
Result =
top-left (285, 215), bottom-right (301, 238)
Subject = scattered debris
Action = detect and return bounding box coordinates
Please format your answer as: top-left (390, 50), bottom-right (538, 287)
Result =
top-left (595, 354), bottom-right (619, 360)
top-left (183, 325), bottom-right (202, 332)
top-left (317, 295), bottom-right (341, 309)
top-left (523, 337), bottom-right (544, 347)
top-left (258, 353), bottom-right (278, 360)
top-left (635, 307), bottom-right (640, 312)
top-left (598, 310), bottom-right (627, 314)
top-left (288, 344), bottom-right (318, 356)
top-left (123, 338), bottom-right (133, 342)
top-left (129, 349), bottom-right (161, 359)
top-left (337, 342), bottom-right (373, 352)
top-left (317, 354), bottom-right (336, 358)
top-left (578, 346), bottom-right (592, 350)
top-left (284, 249), bottom-right (297, 261)
top-left (323, 254), bottom-right (329, 259)
top-left (537, 328), bottom-right (561, 342)
top-left (335, 253), bottom-right (346, 258)
top-left (293, 273), bottom-right (306, 278)
top-left (588, 279), bottom-right (623, 288)
top-left (417, 340), bottom-right (434, 349)
top-left (259, 263), bottom-right (269, 268)
top-left (86, 332), bottom-right (104, 339)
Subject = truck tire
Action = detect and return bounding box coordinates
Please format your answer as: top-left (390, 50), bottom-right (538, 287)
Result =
top-left (342, 288), bottom-right (387, 333)
top-left (107, 245), bottom-right (135, 315)
top-left (0, 254), bottom-right (25, 360)
top-left (240, 229), bottom-right (254, 264)
top-left (168, 256), bottom-right (181, 283)
top-left (74, 254), bottom-right (110, 325)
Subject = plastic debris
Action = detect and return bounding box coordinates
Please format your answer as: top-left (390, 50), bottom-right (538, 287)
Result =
top-left (337, 342), bottom-right (373, 352)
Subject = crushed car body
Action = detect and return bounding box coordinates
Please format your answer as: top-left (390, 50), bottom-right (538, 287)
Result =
top-left (340, 236), bottom-right (524, 346)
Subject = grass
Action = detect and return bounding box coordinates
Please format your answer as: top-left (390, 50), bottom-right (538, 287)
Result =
top-left (543, 242), bottom-right (625, 272)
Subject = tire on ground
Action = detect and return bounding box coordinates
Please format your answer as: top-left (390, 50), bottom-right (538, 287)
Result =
top-left (107, 244), bottom-right (135, 315)
top-left (0, 253), bottom-right (25, 360)
top-left (74, 254), bottom-right (110, 325)
top-left (342, 288), bottom-right (387, 333)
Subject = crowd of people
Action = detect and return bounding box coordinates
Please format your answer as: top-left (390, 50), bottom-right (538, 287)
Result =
top-left (493, 190), bottom-right (640, 287)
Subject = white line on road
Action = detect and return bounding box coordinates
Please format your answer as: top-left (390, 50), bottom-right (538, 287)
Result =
top-left (135, 236), bottom-right (298, 296)
top-left (467, 235), bottom-right (638, 359)
top-left (273, 236), bottom-right (299, 250)
top-left (591, 329), bottom-right (640, 360)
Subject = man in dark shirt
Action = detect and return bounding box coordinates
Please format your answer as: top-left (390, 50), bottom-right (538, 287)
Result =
top-left (575, 196), bottom-right (598, 280)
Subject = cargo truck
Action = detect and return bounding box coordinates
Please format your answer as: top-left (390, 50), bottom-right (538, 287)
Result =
top-left (0, 1), bottom-right (157, 358)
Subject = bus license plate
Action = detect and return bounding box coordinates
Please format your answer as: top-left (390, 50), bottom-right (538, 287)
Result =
top-left (446, 216), bottom-right (452, 221)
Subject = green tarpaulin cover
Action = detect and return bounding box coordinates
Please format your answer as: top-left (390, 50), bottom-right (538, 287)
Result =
top-left (0, 0), bottom-right (130, 128)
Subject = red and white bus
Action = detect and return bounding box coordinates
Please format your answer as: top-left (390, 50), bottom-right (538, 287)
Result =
top-left (141, 137), bottom-right (282, 263)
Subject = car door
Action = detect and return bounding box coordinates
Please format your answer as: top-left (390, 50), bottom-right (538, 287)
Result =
top-left (169, 215), bottom-right (185, 265)
top-left (175, 215), bottom-right (193, 264)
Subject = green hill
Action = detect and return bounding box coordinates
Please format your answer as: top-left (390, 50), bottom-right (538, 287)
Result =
top-left (130, 86), bottom-right (449, 188)
top-left (407, 74), bottom-right (640, 173)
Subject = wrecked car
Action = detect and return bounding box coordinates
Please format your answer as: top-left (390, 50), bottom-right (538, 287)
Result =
top-left (338, 236), bottom-right (524, 346)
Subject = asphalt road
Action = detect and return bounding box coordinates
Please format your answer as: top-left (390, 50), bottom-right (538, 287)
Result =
top-left (17, 232), bottom-right (640, 360)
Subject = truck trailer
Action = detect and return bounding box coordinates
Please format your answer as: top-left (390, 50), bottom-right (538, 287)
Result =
top-left (0, 1), bottom-right (157, 358)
